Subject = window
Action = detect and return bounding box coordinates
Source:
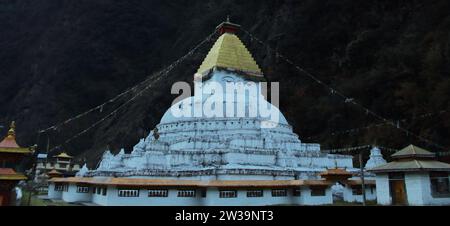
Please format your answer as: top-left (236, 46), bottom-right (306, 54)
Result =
top-left (220, 190), bottom-right (237, 198)
top-left (97, 187), bottom-right (101, 195)
top-left (352, 186), bottom-right (363, 195)
top-left (430, 172), bottom-right (450, 197)
top-left (310, 186), bottom-right (326, 196)
top-left (92, 187), bottom-right (97, 194)
top-left (247, 190), bottom-right (263, 198)
top-left (54, 183), bottom-right (64, 191)
top-left (293, 189), bottom-right (301, 197)
top-left (102, 187), bottom-right (107, 196)
top-left (370, 186), bottom-right (375, 194)
top-left (63, 184), bottom-right (69, 192)
top-left (271, 189), bottom-right (287, 197)
top-left (177, 189), bottom-right (196, 197)
top-left (76, 185), bottom-right (89, 193)
top-left (118, 188), bottom-right (139, 197)
top-left (201, 189), bottom-right (207, 198)
top-left (148, 189), bottom-right (168, 197)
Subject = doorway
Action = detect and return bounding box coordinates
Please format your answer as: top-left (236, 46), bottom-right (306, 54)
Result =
top-left (389, 173), bottom-right (407, 205)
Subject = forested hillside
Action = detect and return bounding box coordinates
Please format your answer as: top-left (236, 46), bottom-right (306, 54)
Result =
top-left (1, 0), bottom-right (449, 165)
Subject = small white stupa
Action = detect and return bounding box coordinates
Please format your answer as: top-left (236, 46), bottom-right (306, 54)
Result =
top-left (365, 147), bottom-right (387, 169)
top-left (76, 164), bottom-right (90, 177)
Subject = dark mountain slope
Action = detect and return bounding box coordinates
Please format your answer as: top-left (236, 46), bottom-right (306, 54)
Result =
top-left (0, 0), bottom-right (449, 165)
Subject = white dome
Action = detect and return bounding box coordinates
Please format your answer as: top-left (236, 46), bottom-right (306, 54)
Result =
top-left (160, 95), bottom-right (289, 126)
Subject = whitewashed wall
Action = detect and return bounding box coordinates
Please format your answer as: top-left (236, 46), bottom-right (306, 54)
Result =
top-left (406, 173), bottom-right (450, 206)
top-left (92, 188), bottom-right (109, 206)
top-left (100, 187), bottom-right (202, 206)
top-left (375, 172), bottom-right (450, 206)
top-left (61, 184), bottom-right (92, 203)
top-left (62, 183), bottom-right (333, 206)
top-left (201, 188), bottom-right (300, 206)
top-left (375, 174), bottom-right (391, 205)
top-left (47, 183), bottom-right (62, 199)
top-left (300, 187), bottom-right (333, 205)
top-left (342, 186), bottom-right (376, 203)
top-left (404, 173), bottom-right (426, 205)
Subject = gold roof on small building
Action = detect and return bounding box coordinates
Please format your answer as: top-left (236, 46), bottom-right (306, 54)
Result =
top-left (0, 168), bottom-right (27, 181)
top-left (319, 168), bottom-right (354, 182)
top-left (48, 169), bottom-right (63, 175)
top-left (196, 33), bottom-right (263, 77)
top-left (368, 159), bottom-right (450, 173)
top-left (54, 152), bottom-right (73, 159)
top-left (344, 179), bottom-right (376, 186)
top-left (368, 144), bottom-right (450, 173)
top-left (391, 144), bottom-right (436, 159)
top-left (0, 121), bottom-right (32, 154)
top-left (320, 168), bottom-right (353, 176)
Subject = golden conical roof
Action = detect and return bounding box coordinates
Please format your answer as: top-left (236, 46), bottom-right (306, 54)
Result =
top-left (196, 33), bottom-right (263, 78)
top-left (54, 152), bottom-right (73, 159)
top-left (0, 121), bottom-right (31, 154)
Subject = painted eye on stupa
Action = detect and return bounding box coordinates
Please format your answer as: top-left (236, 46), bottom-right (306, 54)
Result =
top-left (222, 76), bottom-right (234, 82)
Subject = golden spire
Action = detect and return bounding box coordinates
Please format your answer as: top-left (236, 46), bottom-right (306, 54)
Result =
top-left (196, 20), bottom-right (263, 79)
top-left (7, 121), bottom-right (16, 137)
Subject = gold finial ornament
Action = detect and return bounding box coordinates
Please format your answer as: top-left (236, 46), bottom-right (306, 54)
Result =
top-left (0, 120), bottom-right (32, 154)
top-left (8, 121), bottom-right (16, 137)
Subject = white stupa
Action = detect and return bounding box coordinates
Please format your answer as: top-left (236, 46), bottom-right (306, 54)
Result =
top-left (76, 164), bottom-right (90, 177)
top-left (89, 20), bottom-right (356, 181)
top-left (365, 147), bottom-right (387, 169)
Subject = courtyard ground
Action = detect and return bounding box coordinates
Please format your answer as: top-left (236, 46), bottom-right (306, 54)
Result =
top-left (20, 191), bottom-right (82, 206)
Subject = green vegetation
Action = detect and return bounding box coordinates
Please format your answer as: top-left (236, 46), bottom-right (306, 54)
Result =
top-left (20, 190), bottom-right (80, 206)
